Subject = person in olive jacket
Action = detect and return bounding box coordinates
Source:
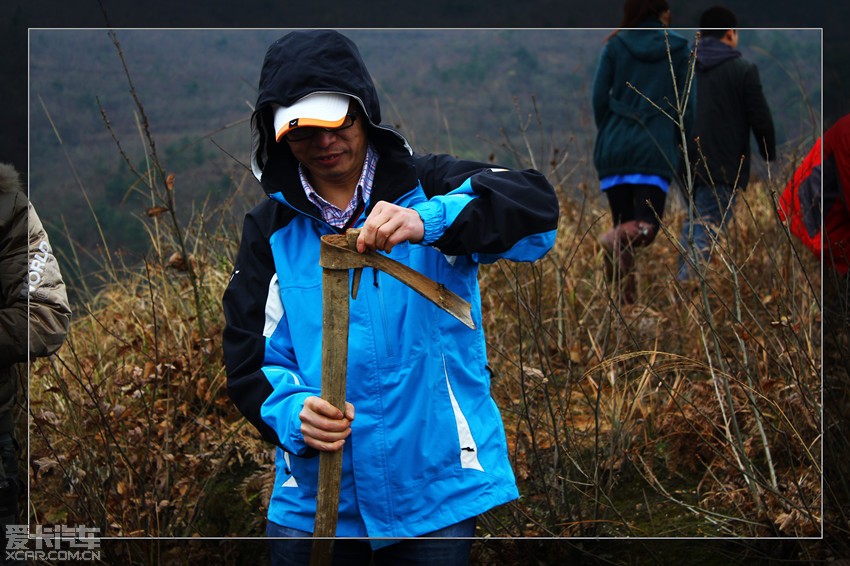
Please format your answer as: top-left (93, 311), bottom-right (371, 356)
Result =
top-left (0, 163), bottom-right (70, 530)
top-left (677, 5), bottom-right (775, 281)
top-left (593, 0), bottom-right (695, 303)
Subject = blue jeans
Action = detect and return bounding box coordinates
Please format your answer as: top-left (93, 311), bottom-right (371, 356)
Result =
top-left (678, 183), bottom-right (736, 281)
top-left (266, 517), bottom-right (476, 566)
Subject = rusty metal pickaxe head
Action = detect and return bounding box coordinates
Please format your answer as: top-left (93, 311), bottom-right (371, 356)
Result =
top-left (319, 228), bottom-right (475, 329)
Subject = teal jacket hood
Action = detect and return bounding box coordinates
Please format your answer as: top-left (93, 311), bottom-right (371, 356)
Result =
top-left (591, 20), bottom-right (696, 182)
top-left (614, 19), bottom-right (690, 63)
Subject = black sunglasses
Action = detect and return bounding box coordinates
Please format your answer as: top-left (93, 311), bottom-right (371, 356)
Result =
top-left (284, 113), bottom-right (359, 142)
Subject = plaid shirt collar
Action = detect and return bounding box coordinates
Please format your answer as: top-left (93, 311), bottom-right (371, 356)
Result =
top-left (298, 143), bottom-right (379, 229)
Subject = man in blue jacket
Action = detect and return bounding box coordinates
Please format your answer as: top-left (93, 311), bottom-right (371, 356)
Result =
top-left (677, 6), bottom-right (775, 281)
top-left (222, 30), bottom-right (559, 565)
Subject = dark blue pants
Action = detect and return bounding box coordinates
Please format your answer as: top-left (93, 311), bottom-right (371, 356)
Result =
top-left (266, 517), bottom-right (476, 566)
top-left (678, 183), bottom-right (737, 281)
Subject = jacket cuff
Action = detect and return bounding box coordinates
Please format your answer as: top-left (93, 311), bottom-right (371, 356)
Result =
top-left (285, 393), bottom-right (315, 456)
top-left (412, 200), bottom-right (445, 245)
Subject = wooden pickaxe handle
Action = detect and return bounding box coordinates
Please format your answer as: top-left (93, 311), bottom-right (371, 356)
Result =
top-left (311, 229), bottom-right (475, 565)
top-left (310, 237), bottom-right (354, 566)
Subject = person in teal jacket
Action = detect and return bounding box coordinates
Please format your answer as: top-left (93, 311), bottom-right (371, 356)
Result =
top-left (222, 30), bottom-right (559, 565)
top-left (592, 0), bottom-right (695, 303)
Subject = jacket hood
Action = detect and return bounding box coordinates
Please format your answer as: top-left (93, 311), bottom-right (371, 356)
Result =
top-left (614, 19), bottom-right (690, 62)
top-left (256, 30), bottom-right (382, 124)
top-left (250, 30), bottom-right (410, 190)
top-left (695, 36), bottom-right (742, 70)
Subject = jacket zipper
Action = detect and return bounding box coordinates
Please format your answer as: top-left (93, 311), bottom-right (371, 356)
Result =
top-left (373, 270), bottom-right (396, 358)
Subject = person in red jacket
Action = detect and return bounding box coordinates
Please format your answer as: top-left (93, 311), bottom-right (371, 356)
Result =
top-left (779, 114), bottom-right (850, 274)
top-left (781, 117), bottom-right (850, 554)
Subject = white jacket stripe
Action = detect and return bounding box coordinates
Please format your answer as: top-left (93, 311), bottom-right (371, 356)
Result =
top-left (443, 355), bottom-right (484, 472)
top-left (263, 274), bottom-right (283, 338)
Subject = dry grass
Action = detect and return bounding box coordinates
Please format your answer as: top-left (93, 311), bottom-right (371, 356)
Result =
top-left (28, 184), bottom-right (273, 542)
top-left (477, 176), bottom-right (822, 539)
top-left (27, 137), bottom-right (831, 565)
top-left (26, 35), bottom-right (837, 563)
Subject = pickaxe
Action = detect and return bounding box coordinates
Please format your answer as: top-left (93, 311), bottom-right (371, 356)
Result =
top-left (310, 228), bottom-right (475, 566)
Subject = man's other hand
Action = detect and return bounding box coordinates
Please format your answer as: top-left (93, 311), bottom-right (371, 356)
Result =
top-left (300, 396), bottom-right (355, 452)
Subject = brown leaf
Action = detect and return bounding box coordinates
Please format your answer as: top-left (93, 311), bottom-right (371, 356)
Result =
top-left (775, 511), bottom-right (796, 534)
top-left (146, 206), bottom-right (170, 218)
top-left (196, 377), bottom-right (209, 400)
top-left (523, 367), bottom-right (545, 380)
top-left (166, 173), bottom-right (175, 191)
top-left (166, 252), bottom-right (196, 272)
top-left (33, 457), bottom-right (60, 473)
top-left (111, 404), bottom-right (126, 419)
top-left (143, 362), bottom-right (156, 380)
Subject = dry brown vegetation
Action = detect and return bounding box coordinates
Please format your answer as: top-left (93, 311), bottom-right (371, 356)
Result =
top-left (477, 179), bottom-right (821, 540)
top-left (25, 31), bottom-right (846, 566)
top-left (28, 150), bottom-right (830, 562)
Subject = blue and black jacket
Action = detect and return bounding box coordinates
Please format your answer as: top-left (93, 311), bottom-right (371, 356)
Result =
top-left (223, 30), bottom-right (559, 538)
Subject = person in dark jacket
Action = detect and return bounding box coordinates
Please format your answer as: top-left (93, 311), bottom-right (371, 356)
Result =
top-left (0, 163), bottom-right (70, 533)
top-left (677, 5), bottom-right (775, 281)
top-left (222, 30), bottom-right (559, 565)
top-left (593, 0), bottom-right (695, 303)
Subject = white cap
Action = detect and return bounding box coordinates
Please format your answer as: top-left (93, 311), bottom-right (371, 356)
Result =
top-left (273, 93), bottom-right (351, 142)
